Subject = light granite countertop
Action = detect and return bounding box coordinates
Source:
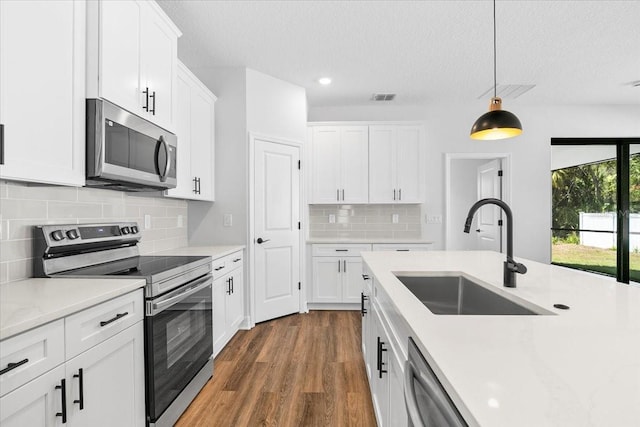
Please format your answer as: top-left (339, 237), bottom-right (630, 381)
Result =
top-left (361, 250), bottom-right (640, 427)
top-left (307, 238), bottom-right (434, 244)
top-left (0, 278), bottom-right (145, 340)
top-left (154, 245), bottom-right (245, 259)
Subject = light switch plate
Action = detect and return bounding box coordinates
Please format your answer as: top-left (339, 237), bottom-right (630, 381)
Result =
top-left (177, 215), bottom-right (184, 228)
top-left (392, 214), bottom-right (399, 224)
top-left (328, 214), bottom-right (336, 224)
top-left (223, 213), bottom-right (233, 227)
top-left (144, 214), bottom-right (151, 230)
top-left (426, 215), bottom-right (443, 224)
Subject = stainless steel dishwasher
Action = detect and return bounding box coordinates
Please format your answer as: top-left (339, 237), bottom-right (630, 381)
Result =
top-left (404, 337), bottom-right (468, 427)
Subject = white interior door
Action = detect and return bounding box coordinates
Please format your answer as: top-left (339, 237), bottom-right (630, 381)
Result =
top-left (254, 138), bottom-right (301, 323)
top-left (476, 159), bottom-right (502, 252)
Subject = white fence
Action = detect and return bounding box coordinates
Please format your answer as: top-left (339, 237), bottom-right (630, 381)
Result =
top-left (579, 212), bottom-right (640, 251)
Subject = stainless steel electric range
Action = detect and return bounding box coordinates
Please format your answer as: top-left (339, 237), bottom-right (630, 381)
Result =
top-left (33, 222), bottom-right (213, 427)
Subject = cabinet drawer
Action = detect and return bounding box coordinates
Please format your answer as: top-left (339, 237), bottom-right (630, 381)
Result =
top-left (372, 243), bottom-right (432, 251)
top-left (212, 257), bottom-right (227, 280)
top-left (65, 289), bottom-right (143, 359)
top-left (227, 251), bottom-right (243, 271)
top-left (0, 319), bottom-right (65, 397)
top-left (312, 244), bottom-right (372, 257)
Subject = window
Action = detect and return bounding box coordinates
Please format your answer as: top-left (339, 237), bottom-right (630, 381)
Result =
top-left (551, 138), bottom-right (640, 284)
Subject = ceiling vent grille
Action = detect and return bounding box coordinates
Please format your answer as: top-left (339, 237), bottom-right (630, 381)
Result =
top-left (371, 93), bottom-right (396, 101)
top-left (477, 84), bottom-right (536, 99)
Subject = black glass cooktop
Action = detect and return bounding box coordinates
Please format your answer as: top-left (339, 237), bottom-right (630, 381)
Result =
top-left (59, 255), bottom-right (209, 278)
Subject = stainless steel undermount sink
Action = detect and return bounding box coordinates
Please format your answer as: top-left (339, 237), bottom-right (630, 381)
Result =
top-left (396, 273), bottom-right (553, 315)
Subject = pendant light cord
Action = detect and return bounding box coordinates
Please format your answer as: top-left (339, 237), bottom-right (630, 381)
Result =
top-left (493, 0), bottom-right (497, 98)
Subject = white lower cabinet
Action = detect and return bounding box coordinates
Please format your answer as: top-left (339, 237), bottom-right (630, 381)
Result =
top-left (0, 290), bottom-right (145, 427)
top-left (364, 284), bottom-right (408, 427)
top-left (212, 251), bottom-right (245, 356)
top-left (311, 244), bottom-right (370, 305)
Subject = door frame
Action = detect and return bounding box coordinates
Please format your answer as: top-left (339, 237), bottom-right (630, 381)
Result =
top-left (248, 132), bottom-right (306, 328)
top-left (444, 153), bottom-right (512, 250)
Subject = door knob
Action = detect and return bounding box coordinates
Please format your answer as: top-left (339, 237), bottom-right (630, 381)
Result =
top-left (256, 238), bottom-right (270, 244)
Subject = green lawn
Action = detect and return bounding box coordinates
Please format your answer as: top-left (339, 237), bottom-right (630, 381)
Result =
top-left (552, 243), bottom-right (640, 282)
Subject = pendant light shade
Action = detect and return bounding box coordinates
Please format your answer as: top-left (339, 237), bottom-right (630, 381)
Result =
top-left (470, 97), bottom-right (522, 140)
top-left (470, 0), bottom-right (522, 140)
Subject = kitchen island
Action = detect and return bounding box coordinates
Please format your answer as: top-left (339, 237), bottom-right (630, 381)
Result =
top-left (362, 250), bottom-right (640, 427)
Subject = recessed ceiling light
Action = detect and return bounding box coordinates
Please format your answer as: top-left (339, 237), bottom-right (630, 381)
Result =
top-left (318, 77), bottom-right (332, 85)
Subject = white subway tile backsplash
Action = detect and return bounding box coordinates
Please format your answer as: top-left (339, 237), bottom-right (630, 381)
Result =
top-left (309, 204), bottom-right (422, 240)
top-left (0, 180), bottom-right (188, 284)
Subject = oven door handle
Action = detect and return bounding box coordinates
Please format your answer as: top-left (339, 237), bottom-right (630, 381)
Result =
top-left (150, 274), bottom-right (212, 315)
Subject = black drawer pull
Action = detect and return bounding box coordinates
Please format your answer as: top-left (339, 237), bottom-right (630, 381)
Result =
top-left (233, 258), bottom-right (241, 262)
top-left (99, 312), bottom-right (128, 327)
top-left (396, 249), bottom-right (410, 252)
top-left (0, 358), bottom-right (29, 375)
top-left (362, 274), bottom-right (370, 280)
top-left (214, 266), bottom-right (225, 271)
top-left (56, 378), bottom-right (67, 423)
top-left (335, 249), bottom-right (349, 252)
top-left (73, 368), bottom-right (84, 410)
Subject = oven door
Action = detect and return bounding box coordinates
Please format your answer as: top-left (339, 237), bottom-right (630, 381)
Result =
top-left (404, 337), bottom-right (467, 427)
top-left (145, 274), bottom-right (213, 423)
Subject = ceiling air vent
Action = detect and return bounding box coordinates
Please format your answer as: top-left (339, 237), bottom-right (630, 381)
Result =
top-left (371, 93), bottom-right (396, 101)
top-left (477, 84), bottom-right (536, 99)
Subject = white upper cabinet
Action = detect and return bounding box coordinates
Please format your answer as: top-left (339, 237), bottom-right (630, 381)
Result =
top-left (369, 125), bottom-right (424, 203)
top-left (0, 0), bottom-right (86, 186)
top-left (87, 0), bottom-right (181, 132)
top-left (166, 62), bottom-right (216, 201)
top-left (310, 126), bottom-right (368, 204)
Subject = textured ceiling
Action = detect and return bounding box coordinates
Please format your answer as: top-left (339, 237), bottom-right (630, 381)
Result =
top-left (157, 0), bottom-right (640, 107)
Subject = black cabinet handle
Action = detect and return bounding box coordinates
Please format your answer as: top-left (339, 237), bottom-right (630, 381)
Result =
top-left (361, 293), bottom-right (368, 317)
top-left (193, 177), bottom-right (198, 193)
top-left (143, 87), bottom-right (150, 112)
top-left (256, 238), bottom-right (270, 244)
top-left (378, 338), bottom-right (388, 378)
top-left (197, 177), bottom-right (201, 194)
top-left (337, 189), bottom-right (340, 201)
top-left (376, 337), bottom-right (382, 373)
top-left (73, 368), bottom-right (84, 410)
top-left (231, 276), bottom-right (234, 294)
top-left (335, 249), bottom-right (348, 252)
top-left (233, 258), bottom-right (241, 263)
top-left (343, 260), bottom-right (347, 272)
top-left (150, 91), bottom-right (156, 115)
top-left (99, 312), bottom-right (128, 327)
top-left (338, 260), bottom-right (341, 273)
top-left (362, 274), bottom-right (370, 280)
top-left (56, 378), bottom-right (67, 423)
top-left (396, 249), bottom-right (410, 252)
top-left (0, 358), bottom-right (29, 375)
top-left (0, 123), bottom-right (4, 165)
top-left (214, 266), bottom-right (225, 271)
top-left (342, 189), bottom-right (345, 200)
top-left (393, 189), bottom-right (396, 201)
top-left (226, 277), bottom-right (232, 295)
top-left (399, 188), bottom-right (402, 200)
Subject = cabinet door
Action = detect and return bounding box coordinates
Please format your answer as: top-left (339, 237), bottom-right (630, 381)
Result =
top-left (166, 69), bottom-right (192, 199)
top-left (340, 126), bottom-right (369, 203)
top-left (140, 2), bottom-right (177, 132)
top-left (0, 0), bottom-right (85, 186)
top-left (311, 257), bottom-right (342, 302)
top-left (212, 275), bottom-right (228, 356)
top-left (396, 126), bottom-right (422, 203)
top-left (388, 348), bottom-right (408, 427)
top-left (99, 0), bottom-right (141, 117)
top-left (369, 126), bottom-right (396, 203)
top-left (226, 269), bottom-right (244, 331)
top-left (65, 323), bottom-right (145, 427)
top-left (361, 288), bottom-right (373, 379)
top-left (343, 258), bottom-right (364, 303)
top-left (0, 365), bottom-right (65, 427)
top-left (311, 127), bottom-right (341, 203)
top-left (189, 89), bottom-right (214, 201)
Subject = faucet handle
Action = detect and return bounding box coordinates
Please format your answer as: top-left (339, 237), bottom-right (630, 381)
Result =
top-left (508, 260), bottom-right (527, 274)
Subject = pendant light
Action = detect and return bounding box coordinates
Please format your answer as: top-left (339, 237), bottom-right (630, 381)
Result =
top-left (470, 0), bottom-right (522, 140)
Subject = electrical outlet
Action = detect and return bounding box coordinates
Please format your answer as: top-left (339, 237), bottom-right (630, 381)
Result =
top-left (144, 214), bottom-right (152, 230)
top-left (223, 213), bottom-right (233, 227)
top-left (328, 214), bottom-right (336, 224)
top-left (392, 214), bottom-right (399, 224)
top-left (177, 215), bottom-right (184, 228)
top-left (426, 215), bottom-right (443, 224)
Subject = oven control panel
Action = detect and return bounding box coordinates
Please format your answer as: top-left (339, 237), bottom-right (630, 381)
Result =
top-left (36, 222), bottom-right (141, 246)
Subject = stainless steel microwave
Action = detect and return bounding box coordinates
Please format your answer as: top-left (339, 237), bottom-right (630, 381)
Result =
top-left (86, 99), bottom-right (177, 191)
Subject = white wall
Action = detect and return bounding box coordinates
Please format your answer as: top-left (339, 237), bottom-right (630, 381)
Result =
top-left (309, 103), bottom-right (640, 263)
top-left (187, 68), bottom-right (307, 246)
top-left (188, 68), bottom-right (247, 245)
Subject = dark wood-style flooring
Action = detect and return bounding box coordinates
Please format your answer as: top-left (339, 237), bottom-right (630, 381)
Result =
top-left (176, 310), bottom-right (377, 427)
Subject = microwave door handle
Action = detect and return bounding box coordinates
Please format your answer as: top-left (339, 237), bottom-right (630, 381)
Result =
top-left (157, 136), bottom-right (170, 182)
